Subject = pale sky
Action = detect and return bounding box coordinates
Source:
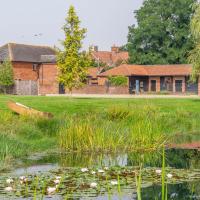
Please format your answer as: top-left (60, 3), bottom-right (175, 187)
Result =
top-left (0, 0), bottom-right (143, 50)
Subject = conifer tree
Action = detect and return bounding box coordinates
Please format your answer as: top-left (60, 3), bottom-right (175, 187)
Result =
top-left (57, 5), bottom-right (91, 93)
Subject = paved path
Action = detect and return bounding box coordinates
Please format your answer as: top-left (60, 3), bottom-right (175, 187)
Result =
top-left (47, 94), bottom-right (200, 99)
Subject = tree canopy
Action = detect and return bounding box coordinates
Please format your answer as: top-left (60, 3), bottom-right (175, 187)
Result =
top-left (127, 0), bottom-right (196, 65)
top-left (0, 59), bottom-right (14, 89)
top-left (188, 2), bottom-right (200, 80)
top-left (57, 5), bottom-right (91, 92)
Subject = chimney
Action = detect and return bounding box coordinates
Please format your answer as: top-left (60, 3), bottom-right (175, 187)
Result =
top-left (111, 45), bottom-right (119, 53)
top-left (94, 46), bottom-right (98, 52)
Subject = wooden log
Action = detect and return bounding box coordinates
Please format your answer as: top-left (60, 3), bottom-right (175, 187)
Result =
top-left (7, 101), bottom-right (53, 119)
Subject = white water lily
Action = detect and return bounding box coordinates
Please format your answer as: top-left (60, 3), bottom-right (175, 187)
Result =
top-left (54, 179), bottom-right (60, 185)
top-left (47, 186), bottom-right (57, 194)
top-left (98, 169), bottom-right (105, 173)
top-left (90, 182), bottom-right (98, 188)
top-left (91, 171), bottom-right (96, 175)
top-left (111, 180), bottom-right (118, 185)
top-left (155, 169), bottom-right (162, 174)
top-left (19, 176), bottom-right (26, 180)
top-left (167, 173), bottom-right (173, 178)
top-left (5, 187), bottom-right (13, 192)
top-left (56, 176), bottom-right (61, 180)
top-left (6, 178), bottom-right (14, 184)
top-left (81, 168), bottom-right (89, 173)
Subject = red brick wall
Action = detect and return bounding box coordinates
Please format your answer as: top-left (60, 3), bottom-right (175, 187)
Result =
top-left (12, 61), bottom-right (38, 81)
top-left (38, 64), bottom-right (59, 95)
top-left (68, 85), bottom-right (129, 94)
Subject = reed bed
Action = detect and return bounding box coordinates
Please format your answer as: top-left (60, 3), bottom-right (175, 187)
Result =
top-left (59, 105), bottom-right (167, 153)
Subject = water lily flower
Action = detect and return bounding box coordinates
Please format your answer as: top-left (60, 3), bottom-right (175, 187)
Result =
top-left (98, 169), bottom-right (105, 173)
top-left (19, 176), bottom-right (26, 180)
top-left (47, 186), bottom-right (57, 194)
top-left (55, 176), bottom-right (61, 180)
top-left (5, 187), bottom-right (13, 192)
top-left (111, 180), bottom-right (118, 185)
top-left (81, 168), bottom-right (89, 173)
top-left (90, 182), bottom-right (98, 188)
top-left (155, 169), bottom-right (162, 174)
top-left (91, 171), bottom-right (96, 175)
top-left (167, 173), bottom-right (173, 178)
top-left (54, 179), bottom-right (60, 185)
top-left (19, 176), bottom-right (28, 184)
top-left (6, 178), bottom-right (14, 184)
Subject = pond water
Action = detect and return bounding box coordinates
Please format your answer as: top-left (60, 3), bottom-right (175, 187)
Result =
top-left (1, 149), bottom-right (200, 199)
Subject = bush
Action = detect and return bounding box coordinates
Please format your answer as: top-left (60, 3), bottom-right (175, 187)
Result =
top-left (108, 76), bottom-right (128, 86)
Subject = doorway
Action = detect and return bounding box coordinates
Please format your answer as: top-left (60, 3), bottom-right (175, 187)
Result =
top-left (175, 80), bottom-right (183, 92)
top-left (151, 80), bottom-right (156, 92)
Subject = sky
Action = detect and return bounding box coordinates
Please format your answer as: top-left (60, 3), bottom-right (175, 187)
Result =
top-left (0, 0), bottom-right (143, 50)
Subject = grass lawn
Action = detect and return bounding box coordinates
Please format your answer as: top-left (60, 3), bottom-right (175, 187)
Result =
top-left (1, 95), bottom-right (200, 170)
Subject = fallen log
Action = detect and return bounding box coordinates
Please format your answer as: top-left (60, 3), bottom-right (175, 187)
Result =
top-left (7, 101), bottom-right (53, 119)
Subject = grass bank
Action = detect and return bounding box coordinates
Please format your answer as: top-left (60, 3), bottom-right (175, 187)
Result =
top-left (1, 95), bottom-right (200, 169)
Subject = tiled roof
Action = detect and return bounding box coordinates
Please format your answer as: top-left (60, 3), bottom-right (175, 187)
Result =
top-left (0, 43), bottom-right (56, 63)
top-left (99, 64), bottom-right (192, 77)
top-left (91, 51), bottom-right (129, 66)
top-left (87, 67), bottom-right (104, 78)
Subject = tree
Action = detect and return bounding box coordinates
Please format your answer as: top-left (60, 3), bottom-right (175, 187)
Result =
top-left (188, 3), bottom-right (200, 80)
top-left (0, 59), bottom-right (14, 93)
top-left (127, 0), bottom-right (196, 65)
top-left (57, 5), bottom-right (91, 93)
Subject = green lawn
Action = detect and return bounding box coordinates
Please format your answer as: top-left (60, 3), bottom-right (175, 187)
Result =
top-left (1, 95), bottom-right (200, 170)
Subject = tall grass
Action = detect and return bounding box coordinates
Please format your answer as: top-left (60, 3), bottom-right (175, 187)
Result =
top-left (59, 105), bottom-right (166, 153)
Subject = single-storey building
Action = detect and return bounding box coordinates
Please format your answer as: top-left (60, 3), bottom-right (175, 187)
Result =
top-left (98, 64), bottom-right (199, 95)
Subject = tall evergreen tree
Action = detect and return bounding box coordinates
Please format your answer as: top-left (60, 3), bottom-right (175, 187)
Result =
top-left (57, 5), bottom-right (91, 93)
top-left (127, 0), bottom-right (196, 65)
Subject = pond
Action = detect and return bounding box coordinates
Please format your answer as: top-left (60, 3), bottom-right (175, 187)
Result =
top-left (1, 149), bottom-right (200, 199)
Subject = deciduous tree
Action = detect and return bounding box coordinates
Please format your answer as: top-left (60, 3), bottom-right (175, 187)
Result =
top-left (127, 0), bottom-right (196, 65)
top-left (188, 2), bottom-right (200, 80)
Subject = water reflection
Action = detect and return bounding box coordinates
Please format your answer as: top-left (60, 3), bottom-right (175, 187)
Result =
top-left (3, 149), bottom-right (200, 200)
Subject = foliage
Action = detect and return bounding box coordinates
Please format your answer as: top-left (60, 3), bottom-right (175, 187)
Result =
top-left (188, 3), bottom-right (200, 81)
top-left (108, 76), bottom-right (128, 86)
top-left (57, 6), bottom-right (91, 92)
top-left (0, 60), bottom-right (14, 92)
top-left (127, 0), bottom-right (196, 65)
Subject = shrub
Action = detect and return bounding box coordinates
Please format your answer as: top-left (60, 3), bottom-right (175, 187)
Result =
top-left (108, 76), bottom-right (128, 86)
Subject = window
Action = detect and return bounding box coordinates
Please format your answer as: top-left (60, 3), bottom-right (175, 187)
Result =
top-left (32, 64), bottom-right (38, 71)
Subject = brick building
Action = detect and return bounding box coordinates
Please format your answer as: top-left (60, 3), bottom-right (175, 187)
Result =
top-left (98, 64), bottom-right (199, 95)
top-left (0, 43), bottom-right (58, 95)
top-left (91, 45), bottom-right (129, 67)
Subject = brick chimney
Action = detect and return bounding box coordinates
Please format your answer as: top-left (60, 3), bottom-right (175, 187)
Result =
top-left (94, 46), bottom-right (98, 52)
top-left (111, 45), bottom-right (119, 53)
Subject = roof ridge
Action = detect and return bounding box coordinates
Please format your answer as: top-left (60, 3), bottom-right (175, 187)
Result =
top-left (8, 42), bottom-right (54, 50)
top-left (8, 43), bottom-right (13, 61)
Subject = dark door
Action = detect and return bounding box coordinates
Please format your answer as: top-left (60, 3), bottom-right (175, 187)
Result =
top-left (59, 83), bottom-right (65, 94)
top-left (175, 80), bottom-right (182, 92)
top-left (151, 80), bottom-right (156, 92)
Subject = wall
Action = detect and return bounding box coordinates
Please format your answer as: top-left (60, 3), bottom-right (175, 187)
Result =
top-left (67, 85), bottom-right (129, 95)
top-left (38, 63), bottom-right (59, 95)
top-left (12, 62), bottom-right (38, 81)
